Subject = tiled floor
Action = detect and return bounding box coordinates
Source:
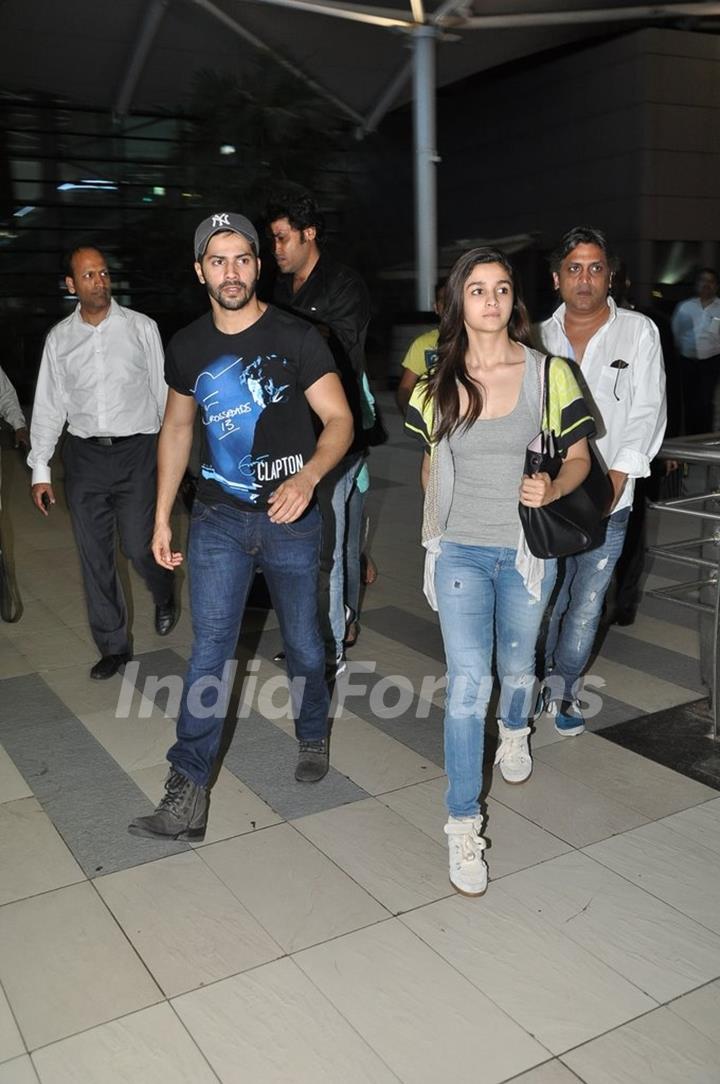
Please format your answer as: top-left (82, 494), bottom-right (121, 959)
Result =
top-left (1, 399), bottom-right (720, 1083)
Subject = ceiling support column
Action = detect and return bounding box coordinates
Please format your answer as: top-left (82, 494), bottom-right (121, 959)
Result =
top-left (412, 24), bottom-right (438, 311)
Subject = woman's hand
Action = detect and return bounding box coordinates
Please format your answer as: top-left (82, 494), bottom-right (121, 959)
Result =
top-left (519, 472), bottom-right (556, 507)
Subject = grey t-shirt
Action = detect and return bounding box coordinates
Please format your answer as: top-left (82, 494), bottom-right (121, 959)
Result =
top-left (444, 350), bottom-right (539, 548)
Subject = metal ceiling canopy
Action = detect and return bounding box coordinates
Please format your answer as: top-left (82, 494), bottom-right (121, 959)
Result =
top-left (2, 0), bottom-right (718, 306)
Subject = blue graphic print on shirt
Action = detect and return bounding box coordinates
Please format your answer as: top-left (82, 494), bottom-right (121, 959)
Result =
top-left (192, 353), bottom-right (291, 502)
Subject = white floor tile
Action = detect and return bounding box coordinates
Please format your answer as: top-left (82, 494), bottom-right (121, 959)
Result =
top-left (659, 798), bottom-right (720, 855)
top-left (489, 759), bottom-right (649, 847)
top-left (0, 882), bottom-right (161, 1049)
top-left (31, 1003), bottom-right (217, 1084)
top-left (0, 986), bottom-right (24, 1064)
top-left (0, 744), bottom-right (32, 804)
top-left (528, 711), bottom-right (566, 749)
top-left (95, 850), bottom-right (282, 997)
top-left (613, 613), bottom-right (700, 659)
top-left (293, 797), bottom-right (452, 913)
top-left (562, 1005), bottom-right (720, 1083)
top-left (12, 629), bottom-right (98, 672)
top-left (41, 664), bottom-right (130, 717)
top-left (667, 978), bottom-right (720, 1043)
top-left (0, 642), bottom-right (34, 679)
top-left (587, 657), bottom-right (700, 713)
top-left (130, 763), bottom-right (282, 846)
top-left (328, 711), bottom-right (442, 794)
top-left (78, 706), bottom-right (178, 773)
top-left (403, 892), bottom-right (654, 1054)
top-left (173, 956), bottom-right (400, 1083)
top-left (584, 821), bottom-right (720, 935)
top-left (534, 732), bottom-right (717, 819)
top-left (294, 919), bottom-right (548, 1083)
top-left (0, 1057), bottom-right (38, 1084)
top-left (498, 850), bottom-right (720, 1002)
top-left (508, 1062), bottom-right (582, 1083)
top-left (0, 798), bottom-right (84, 906)
top-left (199, 823), bottom-right (390, 952)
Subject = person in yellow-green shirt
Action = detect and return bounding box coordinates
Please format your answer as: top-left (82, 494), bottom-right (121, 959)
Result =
top-left (396, 280), bottom-right (446, 414)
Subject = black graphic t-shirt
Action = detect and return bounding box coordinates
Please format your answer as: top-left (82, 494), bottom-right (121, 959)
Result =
top-left (164, 306), bottom-right (337, 511)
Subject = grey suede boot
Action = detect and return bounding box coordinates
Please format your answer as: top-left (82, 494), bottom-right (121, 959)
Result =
top-left (128, 769), bottom-right (208, 841)
top-left (295, 738), bottom-right (329, 782)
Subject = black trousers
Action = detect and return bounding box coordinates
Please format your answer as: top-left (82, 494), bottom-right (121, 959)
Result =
top-left (680, 353), bottom-right (720, 435)
top-left (62, 434), bottom-right (173, 655)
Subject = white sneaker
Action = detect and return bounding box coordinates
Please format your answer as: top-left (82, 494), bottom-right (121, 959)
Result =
top-left (444, 816), bottom-right (488, 897)
top-left (494, 722), bottom-right (532, 784)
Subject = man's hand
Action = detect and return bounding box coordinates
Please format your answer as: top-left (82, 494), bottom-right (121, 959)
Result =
top-left (519, 472), bottom-right (556, 508)
top-left (14, 427), bottom-right (29, 451)
top-left (608, 469), bottom-right (628, 510)
top-left (267, 471), bottom-right (316, 523)
top-left (152, 522), bottom-right (184, 570)
top-left (31, 482), bottom-right (55, 516)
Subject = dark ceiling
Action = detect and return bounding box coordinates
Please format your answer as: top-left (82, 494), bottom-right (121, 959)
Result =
top-left (2, 0), bottom-right (717, 128)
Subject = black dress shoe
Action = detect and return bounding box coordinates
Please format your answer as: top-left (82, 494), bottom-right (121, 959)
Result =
top-left (155, 597), bottom-right (177, 636)
top-left (90, 653), bottom-right (131, 680)
top-left (613, 607), bottom-right (637, 627)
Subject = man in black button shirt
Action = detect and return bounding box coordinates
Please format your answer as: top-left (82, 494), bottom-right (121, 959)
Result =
top-left (268, 190), bottom-right (371, 674)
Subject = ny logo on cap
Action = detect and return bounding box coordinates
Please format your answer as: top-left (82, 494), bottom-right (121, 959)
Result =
top-left (211, 213), bottom-right (230, 228)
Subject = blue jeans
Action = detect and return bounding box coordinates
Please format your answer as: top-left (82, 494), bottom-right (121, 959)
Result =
top-left (168, 500), bottom-right (329, 786)
top-left (317, 452), bottom-right (363, 657)
top-left (435, 542), bottom-right (556, 818)
top-left (544, 507), bottom-right (631, 703)
top-left (344, 479), bottom-right (366, 622)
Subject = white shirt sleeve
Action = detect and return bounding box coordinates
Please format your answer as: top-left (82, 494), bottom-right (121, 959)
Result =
top-left (610, 317), bottom-right (667, 478)
top-left (27, 333), bottom-right (68, 485)
top-left (143, 317), bottom-right (168, 427)
top-left (0, 367), bottom-right (26, 432)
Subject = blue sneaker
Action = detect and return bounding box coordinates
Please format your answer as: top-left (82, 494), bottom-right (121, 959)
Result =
top-left (554, 700), bottom-right (585, 737)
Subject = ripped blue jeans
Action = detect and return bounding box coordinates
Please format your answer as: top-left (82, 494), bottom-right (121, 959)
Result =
top-left (544, 506), bottom-right (631, 703)
top-left (435, 542), bottom-right (556, 818)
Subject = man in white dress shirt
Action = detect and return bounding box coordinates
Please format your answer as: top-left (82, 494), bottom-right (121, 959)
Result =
top-left (0, 366), bottom-right (28, 449)
top-left (28, 247), bottom-right (176, 679)
top-left (671, 268), bottom-right (720, 434)
top-left (539, 226), bottom-right (666, 735)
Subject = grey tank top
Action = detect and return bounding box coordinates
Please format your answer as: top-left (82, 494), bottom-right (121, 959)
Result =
top-left (444, 349), bottom-right (539, 548)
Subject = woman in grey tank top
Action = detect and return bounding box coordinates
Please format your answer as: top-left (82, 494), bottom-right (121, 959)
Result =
top-left (405, 248), bottom-right (592, 897)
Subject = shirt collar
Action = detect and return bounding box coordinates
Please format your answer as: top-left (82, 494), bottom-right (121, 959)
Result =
top-left (72, 297), bottom-right (121, 328)
top-left (552, 295), bottom-right (616, 333)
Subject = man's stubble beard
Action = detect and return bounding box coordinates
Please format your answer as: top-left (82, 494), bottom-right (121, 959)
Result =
top-left (207, 278), bottom-right (258, 312)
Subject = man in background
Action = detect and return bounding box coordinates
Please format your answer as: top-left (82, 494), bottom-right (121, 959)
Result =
top-left (0, 366), bottom-right (28, 450)
top-left (539, 226), bottom-right (666, 734)
top-left (672, 268), bottom-right (720, 434)
top-left (395, 279), bottom-right (446, 415)
top-left (28, 246), bottom-right (175, 680)
top-left (267, 189), bottom-right (371, 674)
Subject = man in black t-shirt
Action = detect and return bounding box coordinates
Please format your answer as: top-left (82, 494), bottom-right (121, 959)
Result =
top-left (129, 212), bottom-right (352, 843)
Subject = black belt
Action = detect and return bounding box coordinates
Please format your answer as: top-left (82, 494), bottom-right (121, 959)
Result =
top-left (84, 434), bottom-right (142, 446)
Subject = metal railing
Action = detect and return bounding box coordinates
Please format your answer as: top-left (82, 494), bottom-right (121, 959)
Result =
top-left (646, 433), bottom-right (720, 740)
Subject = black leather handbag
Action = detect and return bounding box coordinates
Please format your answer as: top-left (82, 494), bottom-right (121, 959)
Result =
top-left (519, 356), bottom-right (613, 559)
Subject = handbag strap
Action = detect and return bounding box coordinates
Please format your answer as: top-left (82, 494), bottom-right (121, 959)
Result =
top-left (540, 354), bottom-right (552, 431)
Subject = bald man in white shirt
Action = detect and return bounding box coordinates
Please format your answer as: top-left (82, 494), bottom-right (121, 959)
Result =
top-left (0, 366), bottom-right (28, 449)
top-left (28, 247), bottom-right (176, 679)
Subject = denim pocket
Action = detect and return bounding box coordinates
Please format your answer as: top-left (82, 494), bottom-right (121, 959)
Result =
top-left (278, 506), bottom-right (321, 538)
top-left (190, 498), bottom-right (212, 523)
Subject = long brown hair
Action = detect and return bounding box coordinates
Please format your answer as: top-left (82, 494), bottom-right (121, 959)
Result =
top-left (421, 247), bottom-right (533, 442)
